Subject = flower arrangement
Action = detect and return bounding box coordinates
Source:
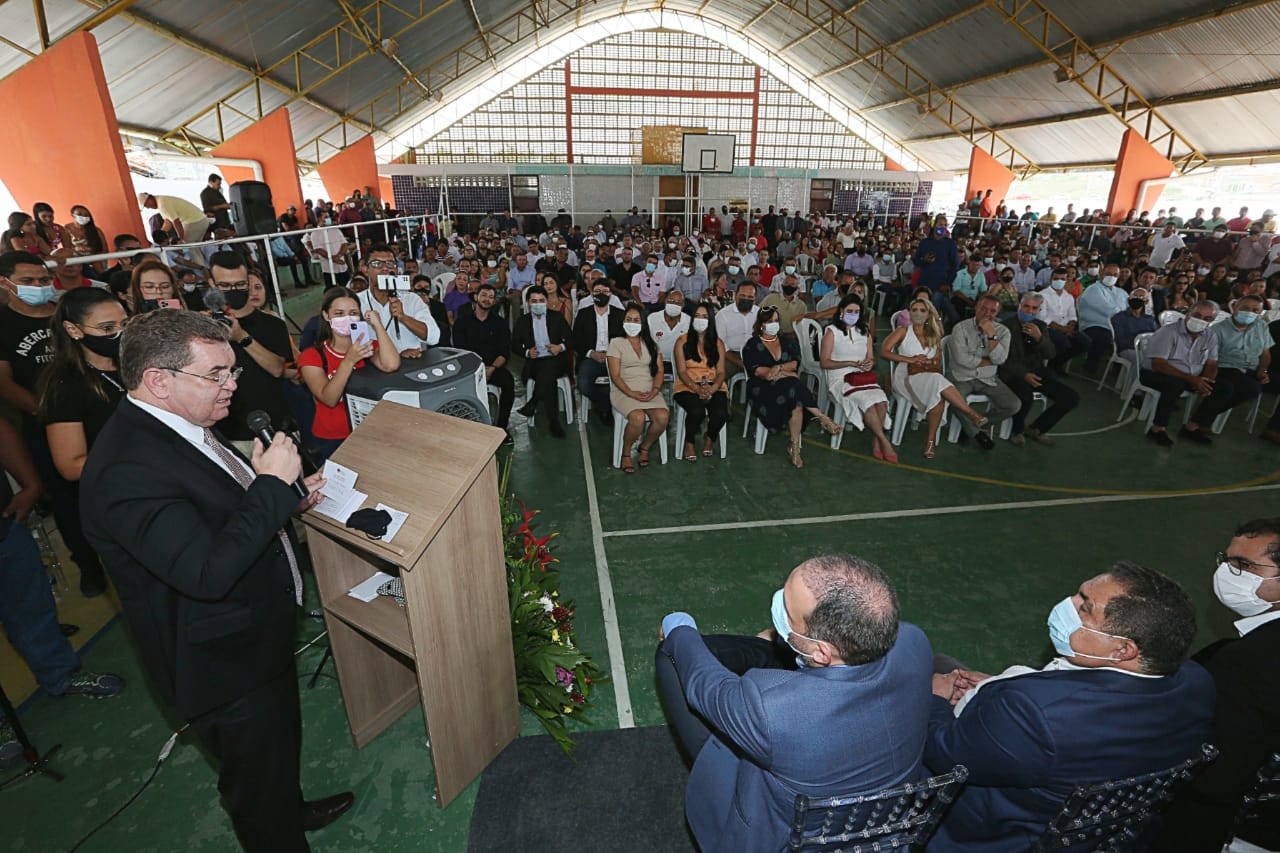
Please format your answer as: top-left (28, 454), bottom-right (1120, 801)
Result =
top-left (500, 459), bottom-right (607, 755)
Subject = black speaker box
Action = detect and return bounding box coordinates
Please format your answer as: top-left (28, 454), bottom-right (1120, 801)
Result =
top-left (229, 180), bottom-right (277, 237)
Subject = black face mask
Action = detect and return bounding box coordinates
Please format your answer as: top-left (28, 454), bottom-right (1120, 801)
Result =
top-left (737, 298), bottom-right (754, 312)
top-left (782, 285), bottom-right (798, 296)
top-left (1128, 298), bottom-right (1146, 311)
top-left (80, 331), bottom-right (121, 360)
top-left (592, 292), bottom-right (610, 306)
top-left (1000, 277), bottom-right (1014, 285)
top-left (223, 289), bottom-right (250, 310)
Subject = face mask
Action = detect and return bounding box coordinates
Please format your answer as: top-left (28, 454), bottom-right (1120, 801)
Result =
top-left (692, 317), bottom-right (709, 332)
top-left (486, 259), bottom-right (497, 268)
top-left (529, 302), bottom-right (547, 317)
top-left (1227, 275), bottom-right (1239, 283)
top-left (1236, 311), bottom-right (1259, 326)
top-left (728, 265), bottom-right (741, 275)
top-left (73, 214), bottom-right (92, 226)
top-left (79, 330), bottom-right (122, 360)
top-left (223, 289), bottom-right (250, 310)
top-left (667, 242), bottom-right (676, 249)
top-left (1197, 266), bottom-right (1210, 276)
top-left (995, 263), bottom-right (1007, 272)
top-left (592, 293), bottom-right (610, 307)
top-left (1128, 298), bottom-right (1146, 311)
top-left (762, 321), bottom-right (781, 336)
top-left (1186, 316), bottom-right (1211, 334)
top-left (771, 589), bottom-right (817, 664)
top-left (645, 263), bottom-right (657, 274)
top-left (1050, 279), bottom-right (1066, 291)
top-left (12, 283), bottom-right (56, 306)
top-left (1214, 231), bottom-right (1227, 239)
top-left (747, 242), bottom-right (756, 250)
top-left (843, 311), bottom-right (860, 326)
top-left (623, 321), bottom-right (642, 337)
top-left (673, 230), bottom-right (680, 236)
top-left (909, 309), bottom-right (928, 324)
top-left (782, 285), bottom-right (798, 296)
top-left (737, 298), bottom-right (754, 313)
top-left (784, 265), bottom-right (796, 275)
top-left (1212, 563), bottom-right (1278, 617)
top-left (664, 302), bottom-right (682, 317)
top-left (1087, 266), bottom-right (1100, 276)
top-left (1047, 597), bottom-right (1128, 660)
top-left (1101, 275), bottom-right (1118, 286)
top-left (1016, 310), bottom-right (1037, 323)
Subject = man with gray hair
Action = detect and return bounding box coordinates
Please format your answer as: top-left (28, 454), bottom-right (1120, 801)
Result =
top-left (1140, 299), bottom-right (1220, 447)
top-left (80, 311), bottom-right (353, 849)
top-left (944, 293), bottom-right (1020, 449)
top-left (997, 291), bottom-right (1079, 446)
top-left (654, 554), bottom-right (932, 852)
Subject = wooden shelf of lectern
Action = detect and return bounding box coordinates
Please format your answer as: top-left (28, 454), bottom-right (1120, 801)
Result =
top-left (299, 401), bottom-right (518, 808)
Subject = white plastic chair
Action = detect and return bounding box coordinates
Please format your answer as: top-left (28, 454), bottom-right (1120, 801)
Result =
top-left (612, 406), bottom-right (669, 467)
top-left (579, 374), bottom-right (612, 421)
top-left (1096, 314), bottom-right (1134, 393)
top-left (1158, 309), bottom-right (1184, 326)
top-left (939, 335), bottom-right (1013, 443)
top-left (1118, 333), bottom-right (1195, 429)
top-left (432, 272), bottom-right (455, 301)
top-left (672, 401), bottom-right (728, 459)
top-left (794, 318), bottom-right (827, 404)
top-left (524, 376), bottom-right (574, 426)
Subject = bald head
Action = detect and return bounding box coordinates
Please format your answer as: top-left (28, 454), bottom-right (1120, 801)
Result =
top-left (795, 554), bottom-right (899, 665)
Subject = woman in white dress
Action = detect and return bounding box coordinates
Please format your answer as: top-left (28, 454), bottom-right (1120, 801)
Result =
top-left (880, 297), bottom-right (987, 459)
top-left (820, 294), bottom-right (896, 462)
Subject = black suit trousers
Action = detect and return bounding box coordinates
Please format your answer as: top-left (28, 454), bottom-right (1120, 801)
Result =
top-left (189, 661), bottom-right (308, 853)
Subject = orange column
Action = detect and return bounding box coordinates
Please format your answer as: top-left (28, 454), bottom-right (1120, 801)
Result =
top-left (211, 108), bottom-right (304, 217)
top-left (1106, 129), bottom-right (1174, 221)
top-left (964, 147), bottom-right (1015, 215)
top-left (316, 136), bottom-right (381, 205)
top-left (884, 156), bottom-right (908, 172)
top-left (0, 32), bottom-right (138, 246)
top-left (378, 176), bottom-right (395, 208)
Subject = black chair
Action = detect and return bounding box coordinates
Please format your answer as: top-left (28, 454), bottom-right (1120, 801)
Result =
top-left (1234, 751), bottom-right (1280, 837)
top-left (788, 765), bottom-right (968, 852)
top-left (1035, 743), bottom-right (1219, 852)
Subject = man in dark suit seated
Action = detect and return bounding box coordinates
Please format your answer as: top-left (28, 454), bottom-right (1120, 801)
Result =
top-left (926, 562), bottom-right (1215, 852)
top-left (452, 282), bottom-right (514, 443)
top-left (572, 279), bottom-right (625, 424)
top-left (655, 553), bottom-right (933, 853)
top-left (512, 285), bottom-right (571, 437)
top-left (80, 311), bottom-right (353, 851)
top-left (1151, 517), bottom-right (1280, 852)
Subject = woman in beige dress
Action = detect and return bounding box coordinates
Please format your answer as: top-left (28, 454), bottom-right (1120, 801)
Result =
top-left (607, 302), bottom-right (669, 472)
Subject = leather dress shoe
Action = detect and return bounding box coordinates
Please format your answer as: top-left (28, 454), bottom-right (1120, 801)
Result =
top-left (302, 792), bottom-right (355, 831)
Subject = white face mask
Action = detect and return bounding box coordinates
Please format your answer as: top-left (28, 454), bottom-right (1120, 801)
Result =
top-left (692, 317), bottom-right (709, 332)
top-left (73, 214), bottom-right (92, 226)
top-left (623, 321), bottom-right (642, 337)
top-left (1186, 316), bottom-right (1212, 334)
top-left (763, 321), bottom-right (781, 336)
top-left (1088, 266), bottom-right (1100, 276)
top-left (664, 302), bottom-right (682, 317)
top-left (1213, 563), bottom-right (1279, 617)
top-left (1101, 275), bottom-right (1118, 286)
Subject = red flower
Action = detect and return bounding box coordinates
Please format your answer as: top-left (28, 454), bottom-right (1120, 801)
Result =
top-left (560, 622), bottom-right (573, 633)
top-left (551, 606), bottom-right (571, 623)
top-left (571, 691), bottom-right (585, 705)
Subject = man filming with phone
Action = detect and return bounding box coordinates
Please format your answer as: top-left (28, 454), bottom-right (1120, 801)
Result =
top-left (205, 251), bottom-right (294, 457)
top-left (355, 244), bottom-right (439, 358)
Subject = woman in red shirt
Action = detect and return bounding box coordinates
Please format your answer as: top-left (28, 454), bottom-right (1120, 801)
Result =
top-left (298, 286), bottom-right (401, 460)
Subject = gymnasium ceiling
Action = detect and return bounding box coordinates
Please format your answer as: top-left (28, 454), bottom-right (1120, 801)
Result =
top-left (1, 0), bottom-right (1276, 175)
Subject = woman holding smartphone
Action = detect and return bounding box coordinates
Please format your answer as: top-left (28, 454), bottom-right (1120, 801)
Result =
top-left (298, 286), bottom-right (401, 461)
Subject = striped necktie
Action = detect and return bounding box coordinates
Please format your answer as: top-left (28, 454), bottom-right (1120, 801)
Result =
top-left (202, 429), bottom-right (303, 606)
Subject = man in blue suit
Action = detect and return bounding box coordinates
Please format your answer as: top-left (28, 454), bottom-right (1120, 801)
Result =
top-left (655, 553), bottom-right (933, 853)
top-left (925, 562), bottom-right (1216, 852)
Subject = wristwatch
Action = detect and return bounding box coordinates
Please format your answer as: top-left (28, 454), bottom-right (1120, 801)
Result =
top-left (237, 334), bottom-right (255, 348)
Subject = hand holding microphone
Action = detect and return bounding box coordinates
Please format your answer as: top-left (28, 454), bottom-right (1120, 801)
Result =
top-left (247, 410), bottom-right (309, 499)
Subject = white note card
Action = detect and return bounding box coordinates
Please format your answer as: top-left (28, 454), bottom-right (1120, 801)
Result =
top-left (314, 460), bottom-right (366, 523)
top-left (348, 571), bottom-right (394, 602)
top-left (375, 503), bottom-right (409, 543)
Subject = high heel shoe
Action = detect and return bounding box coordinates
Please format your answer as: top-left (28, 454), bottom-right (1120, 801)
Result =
top-left (873, 445), bottom-right (884, 460)
top-left (683, 441), bottom-right (697, 463)
top-left (967, 411), bottom-right (989, 428)
top-left (815, 413), bottom-right (843, 435)
top-left (621, 454), bottom-right (635, 473)
top-left (922, 439), bottom-right (936, 459)
top-left (788, 440), bottom-right (804, 468)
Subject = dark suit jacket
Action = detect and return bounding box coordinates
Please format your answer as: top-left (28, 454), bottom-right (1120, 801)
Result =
top-left (1151, 617), bottom-right (1280, 851)
top-left (997, 316), bottom-right (1056, 381)
top-left (80, 398), bottom-right (302, 719)
top-left (572, 306), bottom-right (624, 358)
top-left (513, 311), bottom-right (571, 380)
top-left (924, 663), bottom-right (1215, 852)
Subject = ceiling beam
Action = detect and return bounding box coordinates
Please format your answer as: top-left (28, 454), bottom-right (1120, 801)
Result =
top-left (983, 0), bottom-right (1208, 173)
top-left (860, 0), bottom-right (1275, 114)
top-left (813, 1), bottom-right (985, 80)
top-left (905, 76), bottom-right (1280, 143)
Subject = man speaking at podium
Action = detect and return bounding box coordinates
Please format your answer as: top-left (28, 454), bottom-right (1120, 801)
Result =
top-left (80, 311), bottom-right (353, 851)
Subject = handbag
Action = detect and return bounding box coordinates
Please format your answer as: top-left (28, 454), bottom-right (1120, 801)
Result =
top-left (907, 360), bottom-right (941, 376)
top-left (843, 370), bottom-right (880, 396)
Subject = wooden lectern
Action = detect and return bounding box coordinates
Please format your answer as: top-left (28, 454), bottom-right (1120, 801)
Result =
top-left (300, 401), bottom-right (518, 807)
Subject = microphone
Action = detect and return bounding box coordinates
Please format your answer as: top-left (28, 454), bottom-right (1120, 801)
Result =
top-left (246, 410), bottom-right (309, 498)
top-left (202, 288), bottom-right (233, 326)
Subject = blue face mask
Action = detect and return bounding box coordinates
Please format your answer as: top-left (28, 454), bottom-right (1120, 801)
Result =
top-left (645, 262), bottom-right (657, 274)
top-left (1046, 597), bottom-right (1128, 661)
top-left (13, 283), bottom-right (56, 306)
top-left (1236, 311), bottom-right (1259, 326)
top-left (1016, 310), bottom-right (1037, 323)
top-left (771, 589), bottom-right (818, 665)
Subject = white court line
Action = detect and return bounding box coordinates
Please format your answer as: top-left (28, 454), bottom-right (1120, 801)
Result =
top-left (1052, 411), bottom-right (1138, 438)
top-left (601, 482), bottom-right (1280, 539)
top-left (578, 420), bottom-right (635, 729)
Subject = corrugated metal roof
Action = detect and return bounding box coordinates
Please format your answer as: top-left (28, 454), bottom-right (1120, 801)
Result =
top-left (0, 0), bottom-right (1274, 174)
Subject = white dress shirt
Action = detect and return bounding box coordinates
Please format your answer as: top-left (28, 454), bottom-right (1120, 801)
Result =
top-left (1039, 288), bottom-right (1078, 327)
top-left (647, 311), bottom-right (690, 363)
top-left (127, 396), bottom-right (254, 482)
top-left (715, 305), bottom-right (759, 354)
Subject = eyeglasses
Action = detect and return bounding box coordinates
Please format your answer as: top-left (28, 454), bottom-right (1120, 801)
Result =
top-left (366, 260), bottom-right (396, 270)
top-left (1216, 551), bottom-right (1280, 576)
top-left (165, 366), bottom-right (244, 387)
top-left (80, 321), bottom-right (124, 335)
top-left (215, 280), bottom-right (249, 291)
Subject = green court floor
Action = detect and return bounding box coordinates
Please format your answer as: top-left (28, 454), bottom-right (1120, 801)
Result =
top-left (6, 369), bottom-right (1279, 852)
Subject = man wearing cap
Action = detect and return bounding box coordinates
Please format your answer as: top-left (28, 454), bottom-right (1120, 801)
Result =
top-left (201, 174), bottom-right (233, 231)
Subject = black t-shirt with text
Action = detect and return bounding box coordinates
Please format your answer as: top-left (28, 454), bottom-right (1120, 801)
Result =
top-left (0, 307), bottom-right (55, 394)
top-left (221, 310), bottom-right (293, 440)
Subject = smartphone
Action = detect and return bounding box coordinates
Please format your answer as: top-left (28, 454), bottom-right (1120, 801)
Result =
top-left (156, 298), bottom-right (184, 310)
top-left (377, 274), bottom-right (412, 295)
top-left (346, 320), bottom-right (370, 345)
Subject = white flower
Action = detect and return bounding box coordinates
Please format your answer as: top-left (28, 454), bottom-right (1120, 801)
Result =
top-left (538, 595), bottom-right (554, 612)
